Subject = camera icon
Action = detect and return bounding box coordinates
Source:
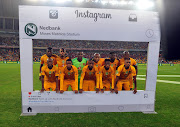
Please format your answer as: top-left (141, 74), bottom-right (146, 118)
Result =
top-left (49, 10), bottom-right (58, 19)
top-left (88, 106), bottom-right (96, 112)
top-left (129, 14), bottom-right (137, 22)
top-left (118, 106), bottom-right (124, 111)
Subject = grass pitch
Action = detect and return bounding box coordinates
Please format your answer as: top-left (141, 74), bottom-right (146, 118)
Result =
top-left (0, 64), bottom-right (180, 127)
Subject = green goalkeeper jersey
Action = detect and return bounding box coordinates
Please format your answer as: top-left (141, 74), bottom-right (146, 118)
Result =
top-left (72, 57), bottom-right (88, 76)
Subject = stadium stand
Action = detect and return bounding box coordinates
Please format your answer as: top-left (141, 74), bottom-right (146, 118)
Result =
top-left (0, 36), bottom-right (179, 64)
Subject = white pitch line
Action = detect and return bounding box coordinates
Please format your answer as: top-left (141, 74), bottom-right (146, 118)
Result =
top-left (138, 75), bottom-right (180, 77)
top-left (137, 77), bottom-right (180, 84)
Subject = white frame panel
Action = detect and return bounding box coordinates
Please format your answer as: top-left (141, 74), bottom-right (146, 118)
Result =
top-left (19, 6), bottom-right (160, 115)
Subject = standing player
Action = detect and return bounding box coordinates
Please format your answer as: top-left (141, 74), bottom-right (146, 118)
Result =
top-left (79, 59), bottom-right (99, 93)
top-left (72, 52), bottom-right (88, 89)
top-left (99, 59), bottom-right (115, 93)
top-left (109, 52), bottom-right (119, 72)
top-left (57, 48), bottom-right (69, 90)
top-left (57, 48), bottom-right (69, 71)
top-left (39, 47), bottom-right (58, 80)
top-left (115, 58), bottom-right (137, 94)
top-left (93, 53), bottom-right (105, 71)
top-left (60, 59), bottom-right (78, 94)
top-left (119, 51), bottom-right (138, 90)
top-left (40, 58), bottom-right (59, 93)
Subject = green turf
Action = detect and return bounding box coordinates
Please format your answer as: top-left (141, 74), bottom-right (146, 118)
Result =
top-left (0, 64), bottom-right (180, 127)
top-left (156, 77), bottom-right (180, 82)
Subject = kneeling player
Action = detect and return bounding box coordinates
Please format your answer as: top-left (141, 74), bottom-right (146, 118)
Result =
top-left (40, 58), bottom-right (59, 93)
top-left (114, 58), bottom-right (137, 94)
top-left (99, 59), bottom-right (115, 93)
top-left (79, 59), bottom-right (99, 93)
top-left (60, 59), bottom-right (78, 94)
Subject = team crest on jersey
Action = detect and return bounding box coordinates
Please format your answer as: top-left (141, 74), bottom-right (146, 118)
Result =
top-left (68, 72), bottom-right (70, 75)
top-left (105, 72), bottom-right (109, 75)
top-left (111, 64), bottom-right (113, 67)
top-left (49, 71), bottom-right (52, 77)
top-left (96, 64), bottom-right (98, 67)
top-left (79, 63), bottom-right (81, 67)
top-left (89, 72), bottom-right (92, 75)
top-left (125, 71), bottom-right (129, 74)
top-left (62, 60), bottom-right (65, 64)
top-left (115, 70), bottom-right (118, 74)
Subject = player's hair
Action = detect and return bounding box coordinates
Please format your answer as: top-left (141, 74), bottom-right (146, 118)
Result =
top-left (60, 48), bottom-right (66, 52)
top-left (123, 51), bottom-right (130, 55)
top-left (66, 58), bottom-right (72, 62)
top-left (110, 52), bottom-right (116, 55)
top-left (47, 47), bottom-right (52, 51)
top-left (105, 59), bottom-right (110, 63)
top-left (124, 57), bottom-right (130, 60)
top-left (94, 53), bottom-right (100, 56)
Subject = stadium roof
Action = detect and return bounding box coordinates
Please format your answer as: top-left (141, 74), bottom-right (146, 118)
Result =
top-left (0, 0), bottom-right (157, 18)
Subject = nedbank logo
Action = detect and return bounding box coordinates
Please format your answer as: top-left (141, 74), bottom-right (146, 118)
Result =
top-left (24, 23), bottom-right (38, 36)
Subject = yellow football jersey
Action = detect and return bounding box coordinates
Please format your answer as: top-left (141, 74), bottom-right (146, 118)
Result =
top-left (110, 58), bottom-right (119, 71)
top-left (80, 65), bottom-right (99, 89)
top-left (93, 58), bottom-right (105, 71)
top-left (41, 65), bottom-right (59, 82)
top-left (57, 56), bottom-right (69, 71)
top-left (60, 65), bottom-right (78, 80)
top-left (116, 65), bottom-right (136, 80)
top-left (99, 66), bottom-right (115, 89)
top-left (40, 54), bottom-right (58, 66)
top-left (60, 65), bottom-right (78, 90)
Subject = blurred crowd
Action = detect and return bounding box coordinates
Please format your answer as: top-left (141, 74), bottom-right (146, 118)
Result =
top-left (0, 48), bottom-right (19, 61)
top-left (1, 48), bottom-right (148, 63)
top-left (0, 36), bottom-right (19, 46)
top-left (1, 37), bottom-right (148, 49)
top-left (0, 36), bottom-right (180, 64)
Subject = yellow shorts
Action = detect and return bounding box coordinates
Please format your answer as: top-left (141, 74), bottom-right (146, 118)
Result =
top-left (44, 81), bottom-right (56, 91)
top-left (82, 80), bottom-right (95, 91)
top-left (101, 80), bottom-right (111, 91)
top-left (63, 80), bottom-right (75, 91)
top-left (117, 80), bottom-right (130, 91)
